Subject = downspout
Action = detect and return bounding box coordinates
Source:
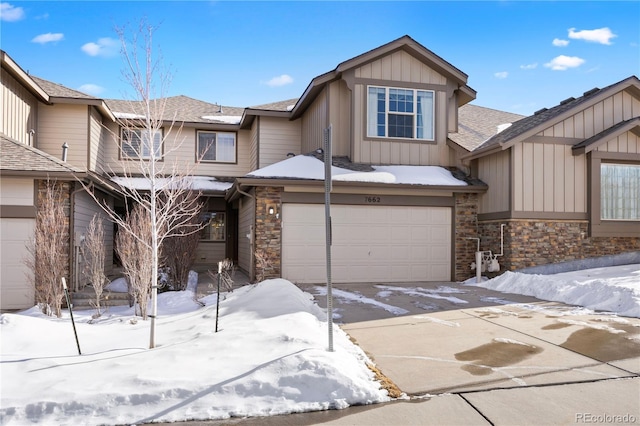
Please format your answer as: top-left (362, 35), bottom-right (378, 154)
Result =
top-left (70, 181), bottom-right (91, 292)
top-left (236, 185), bottom-right (256, 282)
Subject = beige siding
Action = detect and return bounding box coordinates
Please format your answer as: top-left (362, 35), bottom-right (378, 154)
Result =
top-left (538, 91), bottom-right (640, 139)
top-left (301, 88), bottom-right (327, 154)
top-left (37, 104), bottom-right (89, 167)
top-left (258, 116), bottom-right (301, 168)
top-left (1, 177), bottom-right (34, 205)
top-left (73, 188), bottom-right (114, 289)
top-left (595, 130), bottom-right (640, 154)
top-left (193, 242), bottom-right (226, 269)
top-left (102, 124), bottom-right (253, 176)
top-left (237, 193), bottom-right (255, 276)
top-left (355, 50), bottom-right (447, 85)
top-left (250, 118), bottom-right (259, 171)
top-left (478, 149), bottom-right (510, 214)
top-left (1, 68), bottom-right (38, 145)
top-left (513, 142), bottom-right (587, 213)
top-left (328, 80), bottom-right (351, 157)
top-left (88, 107), bottom-right (106, 172)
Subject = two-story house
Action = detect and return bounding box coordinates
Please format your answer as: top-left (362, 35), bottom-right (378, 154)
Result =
top-left (2, 35), bottom-right (638, 312)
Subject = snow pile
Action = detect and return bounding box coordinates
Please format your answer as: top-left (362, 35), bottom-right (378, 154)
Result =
top-left (111, 175), bottom-right (233, 192)
top-left (466, 264), bottom-right (640, 318)
top-left (0, 279), bottom-right (389, 425)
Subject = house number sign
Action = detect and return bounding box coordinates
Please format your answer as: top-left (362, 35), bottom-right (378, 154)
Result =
top-left (364, 196), bottom-right (382, 203)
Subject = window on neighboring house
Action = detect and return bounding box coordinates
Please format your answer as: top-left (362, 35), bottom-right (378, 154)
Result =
top-left (367, 86), bottom-right (434, 140)
top-left (121, 128), bottom-right (163, 159)
top-left (601, 163), bottom-right (640, 220)
top-left (197, 131), bottom-right (236, 163)
top-left (200, 212), bottom-right (226, 241)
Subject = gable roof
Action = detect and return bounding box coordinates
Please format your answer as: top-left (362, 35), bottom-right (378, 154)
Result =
top-left (105, 96), bottom-right (245, 125)
top-left (466, 75), bottom-right (640, 159)
top-left (0, 134), bottom-right (82, 176)
top-left (572, 116), bottom-right (640, 155)
top-left (448, 104), bottom-right (526, 152)
top-left (1, 50), bottom-right (49, 103)
top-left (290, 35), bottom-right (476, 119)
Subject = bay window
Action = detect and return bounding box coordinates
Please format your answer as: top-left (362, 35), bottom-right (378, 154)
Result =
top-left (197, 131), bottom-right (236, 163)
top-left (367, 86), bottom-right (434, 140)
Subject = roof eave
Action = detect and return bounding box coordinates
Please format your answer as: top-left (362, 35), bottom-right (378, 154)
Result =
top-left (1, 50), bottom-right (50, 103)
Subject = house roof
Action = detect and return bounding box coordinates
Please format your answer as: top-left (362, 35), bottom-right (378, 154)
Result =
top-left (467, 75), bottom-right (640, 159)
top-left (1, 50), bottom-right (49, 103)
top-left (0, 134), bottom-right (82, 175)
top-left (31, 75), bottom-right (99, 100)
top-left (448, 104), bottom-right (526, 152)
top-left (250, 98), bottom-right (298, 112)
top-left (105, 96), bottom-right (245, 125)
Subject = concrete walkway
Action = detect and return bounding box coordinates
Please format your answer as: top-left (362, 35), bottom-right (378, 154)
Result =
top-left (172, 280), bottom-right (640, 425)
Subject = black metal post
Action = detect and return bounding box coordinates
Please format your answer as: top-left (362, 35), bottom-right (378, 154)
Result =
top-left (215, 267), bottom-right (221, 332)
top-left (62, 278), bottom-right (81, 355)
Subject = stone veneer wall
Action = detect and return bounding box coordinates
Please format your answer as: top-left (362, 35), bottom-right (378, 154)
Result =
top-left (254, 187), bottom-right (282, 281)
top-left (36, 179), bottom-right (72, 287)
top-left (454, 193), bottom-right (480, 282)
top-left (478, 220), bottom-right (640, 272)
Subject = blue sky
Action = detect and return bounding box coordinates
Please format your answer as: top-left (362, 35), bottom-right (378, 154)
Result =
top-left (1, 1), bottom-right (638, 116)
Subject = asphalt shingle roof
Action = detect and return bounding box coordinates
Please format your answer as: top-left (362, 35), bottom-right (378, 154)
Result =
top-left (250, 98), bottom-right (299, 112)
top-left (105, 96), bottom-right (246, 124)
top-left (31, 76), bottom-right (98, 100)
top-left (0, 135), bottom-right (82, 173)
top-left (448, 104), bottom-right (526, 152)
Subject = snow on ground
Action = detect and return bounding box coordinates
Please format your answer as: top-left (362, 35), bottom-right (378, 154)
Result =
top-left (0, 279), bottom-right (389, 425)
top-left (464, 263), bottom-right (640, 318)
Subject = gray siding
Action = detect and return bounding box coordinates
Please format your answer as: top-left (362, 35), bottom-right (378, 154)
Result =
top-left (37, 103), bottom-right (89, 167)
top-left (1, 68), bottom-right (38, 145)
top-left (237, 192), bottom-right (255, 277)
top-left (258, 116), bottom-right (301, 168)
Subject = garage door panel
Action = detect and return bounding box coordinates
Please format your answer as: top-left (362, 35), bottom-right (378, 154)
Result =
top-left (1, 218), bottom-right (35, 310)
top-left (282, 204), bottom-right (451, 283)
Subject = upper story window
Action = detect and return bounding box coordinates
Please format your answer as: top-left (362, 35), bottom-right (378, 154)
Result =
top-left (197, 131), bottom-right (236, 163)
top-left (601, 163), bottom-right (640, 220)
top-left (367, 86), bottom-right (435, 140)
top-left (121, 128), bottom-right (163, 159)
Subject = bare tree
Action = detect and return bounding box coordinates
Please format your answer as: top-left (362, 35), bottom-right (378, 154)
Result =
top-left (81, 214), bottom-right (108, 317)
top-left (26, 180), bottom-right (68, 317)
top-left (161, 194), bottom-right (203, 291)
top-left (116, 204), bottom-right (154, 319)
top-left (81, 20), bottom-right (204, 348)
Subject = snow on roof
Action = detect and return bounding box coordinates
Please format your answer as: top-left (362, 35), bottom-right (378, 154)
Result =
top-left (201, 115), bottom-right (242, 124)
top-left (113, 111), bottom-right (146, 119)
top-left (111, 176), bottom-right (233, 192)
top-left (247, 155), bottom-right (468, 186)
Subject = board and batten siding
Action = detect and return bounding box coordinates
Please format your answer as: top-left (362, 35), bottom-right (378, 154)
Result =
top-left (102, 125), bottom-right (253, 176)
top-left (37, 104), bottom-right (88, 167)
top-left (88, 106), bottom-right (107, 172)
top-left (537, 90), bottom-right (640, 140)
top-left (351, 50), bottom-right (451, 166)
top-left (477, 149), bottom-right (510, 214)
top-left (237, 192), bottom-right (255, 277)
top-left (595, 131), bottom-right (640, 154)
top-left (258, 116), bottom-right (301, 169)
top-left (1, 68), bottom-right (38, 145)
top-left (73, 188), bottom-right (114, 287)
top-left (301, 89), bottom-right (327, 154)
top-left (328, 79), bottom-right (351, 157)
top-left (513, 142), bottom-right (586, 213)
top-left (250, 118), bottom-right (259, 171)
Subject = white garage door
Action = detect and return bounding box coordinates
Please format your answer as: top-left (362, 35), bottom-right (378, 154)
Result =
top-left (282, 204), bottom-right (451, 283)
top-left (1, 218), bottom-right (35, 310)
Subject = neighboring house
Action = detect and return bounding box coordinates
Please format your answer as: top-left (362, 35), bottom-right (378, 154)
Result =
top-left (1, 36), bottom-right (638, 311)
top-left (464, 76), bottom-right (640, 271)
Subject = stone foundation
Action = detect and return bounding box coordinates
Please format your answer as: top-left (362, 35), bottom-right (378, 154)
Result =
top-left (454, 193), bottom-right (480, 282)
top-left (254, 187), bottom-right (282, 281)
top-left (478, 219), bottom-right (640, 272)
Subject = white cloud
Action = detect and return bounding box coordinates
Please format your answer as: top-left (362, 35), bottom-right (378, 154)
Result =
top-left (78, 84), bottom-right (105, 96)
top-left (81, 37), bottom-right (118, 57)
top-left (544, 55), bottom-right (586, 71)
top-left (31, 33), bottom-right (64, 44)
top-left (520, 63), bottom-right (538, 70)
top-left (265, 74), bottom-right (293, 87)
top-left (552, 38), bottom-right (569, 47)
top-left (568, 27), bottom-right (617, 45)
top-left (494, 71), bottom-right (508, 79)
top-left (0, 2), bottom-right (25, 21)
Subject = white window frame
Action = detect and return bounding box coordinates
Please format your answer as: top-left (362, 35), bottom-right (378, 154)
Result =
top-left (197, 131), bottom-right (237, 163)
top-left (121, 128), bottom-right (163, 160)
top-left (600, 163), bottom-right (640, 220)
top-left (367, 85), bottom-right (435, 141)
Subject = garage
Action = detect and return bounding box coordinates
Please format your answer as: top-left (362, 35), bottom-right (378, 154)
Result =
top-left (0, 218), bottom-right (35, 310)
top-left (282, 204), bottom-right (451, 283)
